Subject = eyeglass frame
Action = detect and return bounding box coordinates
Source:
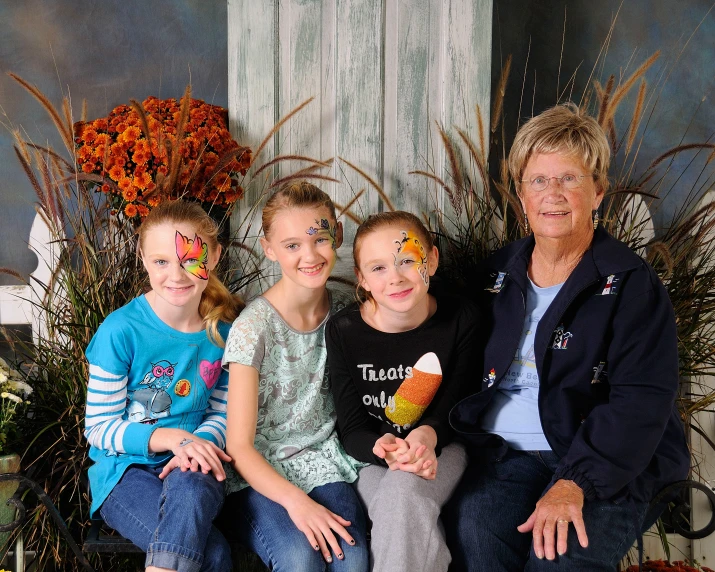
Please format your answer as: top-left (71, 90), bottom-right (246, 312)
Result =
top-left (519, 173), bottom-right (596, 192)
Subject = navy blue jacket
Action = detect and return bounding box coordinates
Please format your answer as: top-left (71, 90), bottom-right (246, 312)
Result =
top-left (450, 227), bottom-right (690, 503)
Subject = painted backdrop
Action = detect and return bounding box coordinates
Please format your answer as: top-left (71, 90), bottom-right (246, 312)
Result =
top-left (491, 0), bottom-right (713, 228)
top-left (0, 0), bottom-right (228, 284)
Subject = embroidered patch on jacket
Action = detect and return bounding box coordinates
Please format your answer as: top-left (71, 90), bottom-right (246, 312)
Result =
top-left (591, 361), bottom-right (608, 384)
top-left (596, 273), bottom-right (620, 296)
top-left (485, 271), bottom-right (507, 293)
top-left (484, 367), bottom-right (497, 387)
top-left (550, 325), bottom-right (573, 350)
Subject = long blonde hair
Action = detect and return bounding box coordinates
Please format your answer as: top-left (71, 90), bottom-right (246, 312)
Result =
top-left (137, 200), bottom-right (243, 346)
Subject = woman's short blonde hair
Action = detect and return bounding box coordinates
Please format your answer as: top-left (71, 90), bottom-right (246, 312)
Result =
top-left (508, 103), bottom-right (611, 194)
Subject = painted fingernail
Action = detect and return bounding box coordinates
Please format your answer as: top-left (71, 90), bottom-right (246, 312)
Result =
top-left (326, 556), bottom-right (333, 563)
top-left (314, 545), bottom-right (319, 551)
top-left (338, 553), bottom-right (344, 559)
top-left (349, 539), bottom-right (356, 545)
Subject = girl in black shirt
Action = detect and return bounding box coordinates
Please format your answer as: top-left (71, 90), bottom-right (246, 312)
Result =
top-left (327, 212), bottom-right (480, 572)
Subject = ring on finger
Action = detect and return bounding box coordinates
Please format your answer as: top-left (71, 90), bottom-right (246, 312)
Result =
top-left (557, 519), bottom-right (569, 524)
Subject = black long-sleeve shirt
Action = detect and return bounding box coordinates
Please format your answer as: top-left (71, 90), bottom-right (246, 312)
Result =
top-left (326, 294), bottom-right (481, 465)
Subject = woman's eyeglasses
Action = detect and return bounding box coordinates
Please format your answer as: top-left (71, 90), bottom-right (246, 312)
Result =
top-left (520, 174), bottom-right (593, 192)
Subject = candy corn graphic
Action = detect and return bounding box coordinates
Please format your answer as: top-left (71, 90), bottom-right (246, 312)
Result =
top-left (386, 352), bottom-right (443, 427)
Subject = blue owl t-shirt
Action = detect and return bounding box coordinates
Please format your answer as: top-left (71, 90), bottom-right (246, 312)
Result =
top-left (84, 295), bottom-right (230, 517)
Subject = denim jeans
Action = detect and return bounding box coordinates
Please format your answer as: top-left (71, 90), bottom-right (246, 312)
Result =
top-left (444, 449), bottom-right (649, 572)
top-left (224, 481), bottom-right (369, 572)
top-left (99, 464), bottom-right (232, 572)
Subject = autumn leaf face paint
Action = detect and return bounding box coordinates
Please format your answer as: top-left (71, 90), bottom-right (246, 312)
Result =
top-left (394, 230), bottom-right (429, 285)
top-left (175, 231), bottom-right (210, 280)
top-left (306, 218), bottom-right (338, 251)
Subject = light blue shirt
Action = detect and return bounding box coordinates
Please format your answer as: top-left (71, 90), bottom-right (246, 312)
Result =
top-left (480, 278), bottom-right (563, 450)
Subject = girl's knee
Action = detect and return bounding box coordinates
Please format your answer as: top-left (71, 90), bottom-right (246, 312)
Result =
top-left (269, 544), bottom-right (326, 572)
top-left (166, 469), bottom-right (224, 502)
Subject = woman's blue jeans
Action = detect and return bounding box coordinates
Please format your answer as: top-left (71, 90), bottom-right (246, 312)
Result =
top-left (99, 464), bottom-right (232, 572)
top-left (224, 481), bottom-right (369, 572)
top-left (444, 449), bottom-right (651, 571)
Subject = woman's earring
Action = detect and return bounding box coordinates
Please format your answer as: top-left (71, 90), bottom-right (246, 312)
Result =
top-left (593, 210), bottom-right (600, 230)
top-left (524, 214), bottom-right (530, 235)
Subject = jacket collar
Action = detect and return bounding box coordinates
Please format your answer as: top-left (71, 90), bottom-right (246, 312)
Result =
top-left (494, 226), bottom-right (643, 293)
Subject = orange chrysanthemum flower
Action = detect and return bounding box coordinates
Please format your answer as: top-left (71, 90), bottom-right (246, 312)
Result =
top-left (82, 129), bottom-right (98, 144)
top-left (108, 165), bottom-right (124, 182)
top-left (134, 171), bottom-right (152, 190)
top-left (124, 203), bottom-right (138, 217)
top-left (137, 205), bottom-right (150, 217)
top-left (118, 177), bottom-right (133, 192)
top-left (122, 187), bottom-right (138, 202)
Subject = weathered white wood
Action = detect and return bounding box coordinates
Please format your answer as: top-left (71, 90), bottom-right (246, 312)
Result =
top-left (692, 406), bottom-right (715, 565)
top-left (690, 190), bottom-right (715, 565)
top-left (227, 0), bottom-right (279, 295)
top-left (227, 0), bottom-right (493, 283)
top-left (0, 211), bottom-right (56, 346)
top-left (0, 286), bottom-right (32, 325)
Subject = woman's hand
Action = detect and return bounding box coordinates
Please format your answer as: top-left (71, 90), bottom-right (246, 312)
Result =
top-left (373, 433), bottom-right (410, 468)
top-left (517, 479), bottom-right (589, 560)
top-left (284, 491), bottom-right (355, 564)
top-left (151, 428), bottom-right (232, 481)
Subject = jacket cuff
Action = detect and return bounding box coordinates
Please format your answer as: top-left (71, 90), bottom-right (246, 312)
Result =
top-left (552, 466), bottom-right (599, 501)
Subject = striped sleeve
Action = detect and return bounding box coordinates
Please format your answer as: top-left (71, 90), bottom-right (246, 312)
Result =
top-left (84, 316), bottom-right (156, 457)
top-left (193, 370), bottom-right (228, 448)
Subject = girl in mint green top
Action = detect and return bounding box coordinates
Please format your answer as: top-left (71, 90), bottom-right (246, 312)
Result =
top-left (222, 182), bottom-right (368, 572)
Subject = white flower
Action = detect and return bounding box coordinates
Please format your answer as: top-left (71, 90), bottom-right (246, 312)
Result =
top-left (1, 392), bottom-right (23, 404)
top-left (6, 380), bottom-right (32, 397)
top-left (0, 372), bottom-right (7, 384)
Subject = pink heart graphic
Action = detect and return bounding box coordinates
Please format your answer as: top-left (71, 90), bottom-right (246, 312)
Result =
top-left (199, 359), bottom-right (222, 389)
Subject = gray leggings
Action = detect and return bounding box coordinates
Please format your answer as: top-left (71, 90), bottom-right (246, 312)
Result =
top-left (355, 442), bottom-right (468, 572)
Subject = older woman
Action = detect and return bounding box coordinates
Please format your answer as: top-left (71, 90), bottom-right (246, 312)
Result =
top-left (445, 103), bottom-right (689, 571)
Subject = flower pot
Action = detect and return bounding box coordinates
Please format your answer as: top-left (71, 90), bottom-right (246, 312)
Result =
top-left (0, 453), bottom-right (20, 551)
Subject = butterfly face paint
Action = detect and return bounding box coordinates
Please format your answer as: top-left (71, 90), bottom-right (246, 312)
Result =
top-left (306, 218), bottom-right (338, 251)
top-left (394, 230), bottom-right (429, 285)
top-left (175, 231), bottom-right (210, 280)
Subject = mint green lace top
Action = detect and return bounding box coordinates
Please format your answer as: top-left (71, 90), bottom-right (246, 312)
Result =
top-left (222, 288), bottom-right (362, 495)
